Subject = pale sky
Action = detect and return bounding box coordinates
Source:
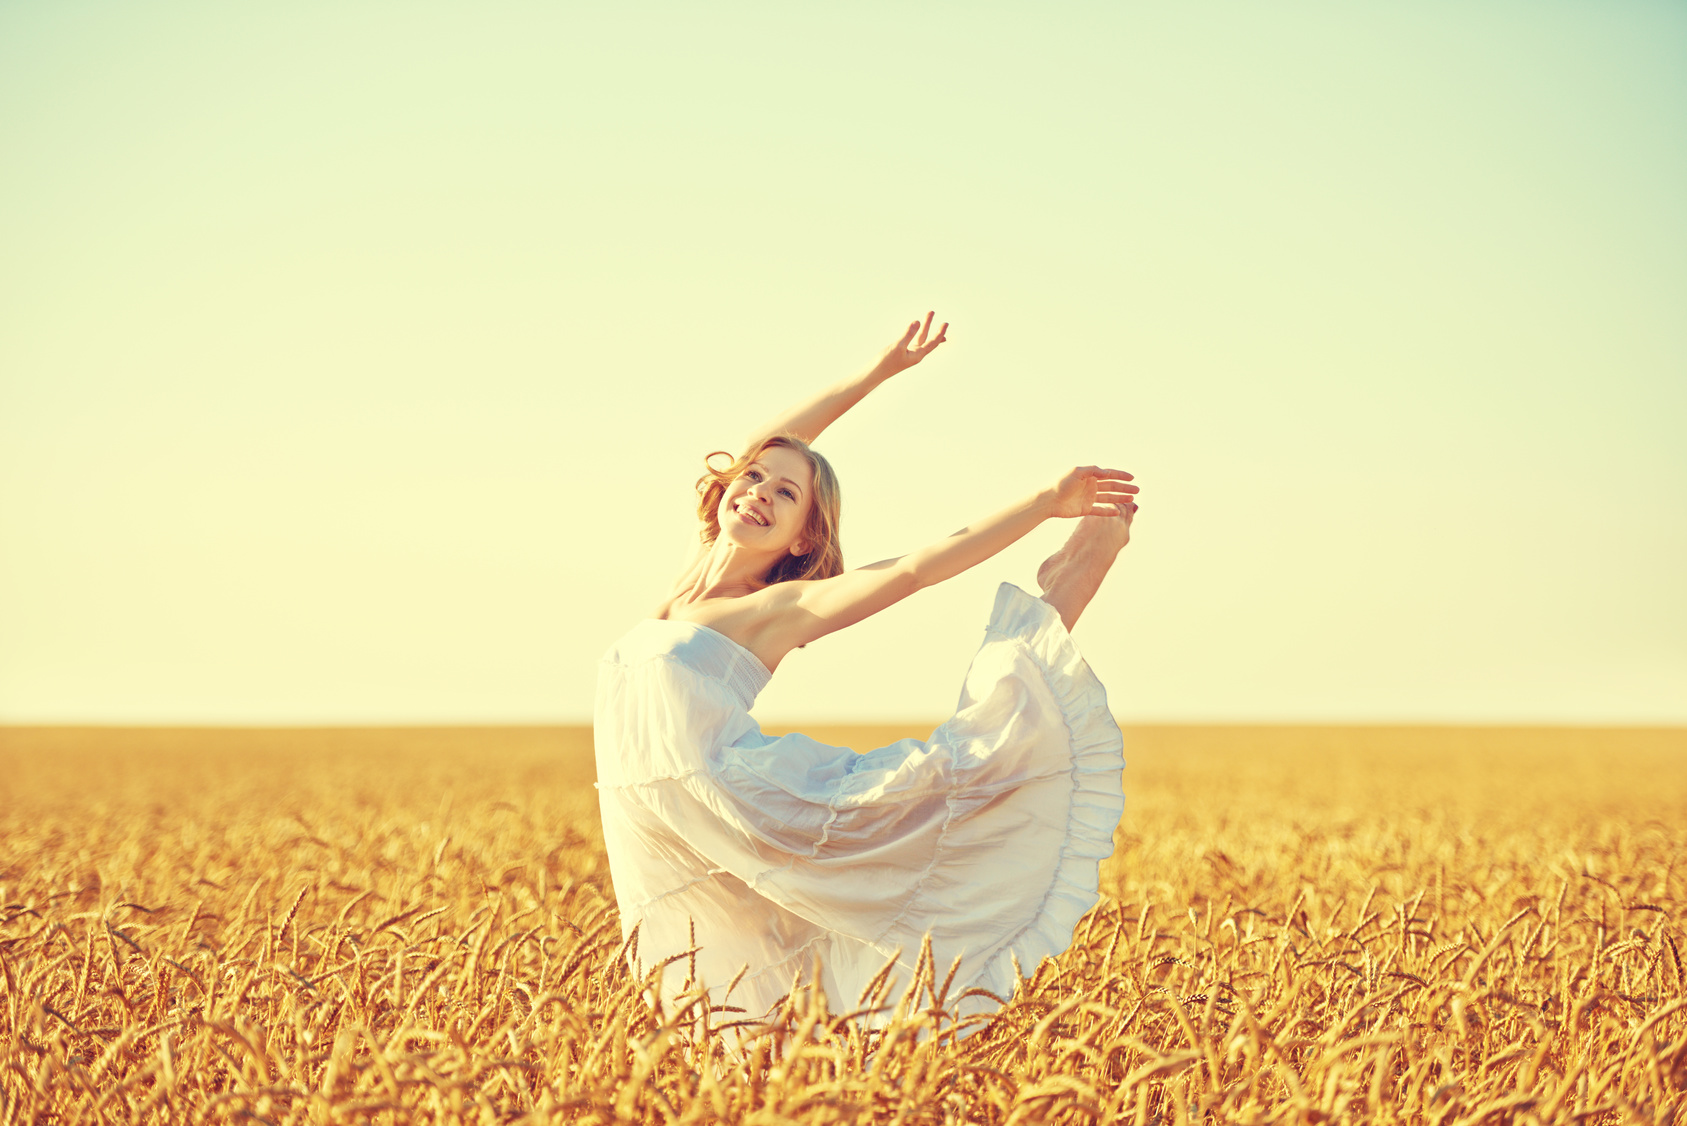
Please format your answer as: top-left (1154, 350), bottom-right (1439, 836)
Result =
top-left (2, 1), bottom-right (1683, 725)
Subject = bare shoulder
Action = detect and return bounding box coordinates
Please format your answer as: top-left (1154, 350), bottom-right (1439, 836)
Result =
top-left (666, 580), bottom-right (801, 634)
top-left (664, 582), bottom-right (810, 672)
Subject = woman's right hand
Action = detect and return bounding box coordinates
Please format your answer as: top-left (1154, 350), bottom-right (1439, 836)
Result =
top-left (747, 312), bottom-right (950, 449)
top-left (1047, 466), bottom-right (1138, 519)
top-left (872, 312), bottom-right (949, 379)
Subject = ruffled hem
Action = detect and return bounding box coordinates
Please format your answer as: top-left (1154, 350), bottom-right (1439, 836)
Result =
top-left (912, 583), bottom-right (1125, 1015)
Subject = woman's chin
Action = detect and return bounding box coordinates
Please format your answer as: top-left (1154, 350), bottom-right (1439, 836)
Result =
top-left (720, 525), bottom-right (767, 549)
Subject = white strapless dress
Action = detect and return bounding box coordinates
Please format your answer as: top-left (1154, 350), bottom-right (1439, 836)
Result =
top-left (592, 583), bottom-right (1125, 1024)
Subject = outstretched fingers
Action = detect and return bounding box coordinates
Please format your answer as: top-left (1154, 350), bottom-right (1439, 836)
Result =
top-left (889, 311), bottom-right (950, 368)
top-left (913, 311), bottom-right (948, 357)
top-left (1052, 465), bottom-right (1139, 518)
top-left (1091, 485), bottom-right (1138, 516)
top-left (918, 327), bottom-right (948, 356)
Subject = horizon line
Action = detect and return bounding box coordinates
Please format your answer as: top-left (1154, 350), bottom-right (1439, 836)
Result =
top-left (3, 719), bottom-right (1684, 733)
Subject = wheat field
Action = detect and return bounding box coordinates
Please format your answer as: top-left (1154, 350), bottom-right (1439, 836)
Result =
top-left (1, 724), bottom-right (1683, 1124)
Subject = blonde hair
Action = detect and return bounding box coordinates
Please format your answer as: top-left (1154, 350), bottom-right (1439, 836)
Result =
top-left (696, 435), bottom-right (843, 584)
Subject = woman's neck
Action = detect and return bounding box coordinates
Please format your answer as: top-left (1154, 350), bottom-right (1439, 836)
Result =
top-left (684, 540), bottom-right (772, 604)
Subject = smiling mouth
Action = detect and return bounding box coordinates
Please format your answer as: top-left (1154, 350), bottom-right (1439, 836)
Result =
top-left (736, 505), bottom-right (770, 527)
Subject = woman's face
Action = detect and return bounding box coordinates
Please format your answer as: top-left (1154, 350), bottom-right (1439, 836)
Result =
top-left (717, 445), bottom-right (816, 559)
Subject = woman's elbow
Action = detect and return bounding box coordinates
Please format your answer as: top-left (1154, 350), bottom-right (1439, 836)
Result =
top-left (897, 560), bottom-right (936, 596)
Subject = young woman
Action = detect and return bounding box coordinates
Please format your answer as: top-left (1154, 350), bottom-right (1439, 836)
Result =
top-left (594, 313), bottom-right (1138, 1025)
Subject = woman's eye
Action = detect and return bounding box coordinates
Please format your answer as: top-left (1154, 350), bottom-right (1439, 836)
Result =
top-left (779, 488), bottom-right (794, 500)
top-left (744, 470), bottom-right (762, 481)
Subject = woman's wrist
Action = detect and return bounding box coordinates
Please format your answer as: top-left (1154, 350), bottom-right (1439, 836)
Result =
top-left (863, 360), bottom-right (899, 386)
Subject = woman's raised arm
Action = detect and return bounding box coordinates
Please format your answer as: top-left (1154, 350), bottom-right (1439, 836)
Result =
top-left (746, 313), bottom-right (949, 448)
top-left (762, 466), bottom-right (1137, 652)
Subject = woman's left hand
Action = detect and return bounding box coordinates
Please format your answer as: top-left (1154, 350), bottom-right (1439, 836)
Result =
top-left (1048, 466), bottom-right (1138, 518)
top-left (874, 311), bottom-right (949, 378)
